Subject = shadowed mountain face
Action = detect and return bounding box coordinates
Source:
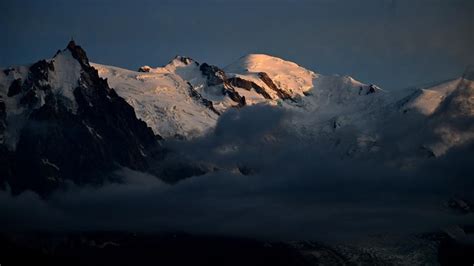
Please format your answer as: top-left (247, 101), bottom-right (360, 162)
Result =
top-left (0, 41), bottom-right (162, 195)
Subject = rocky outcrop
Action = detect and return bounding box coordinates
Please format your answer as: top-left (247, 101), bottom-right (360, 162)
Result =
top-left (359, 84), bottom-right (380, 95)
top-left (258, 72), bottom-right (293, 100)
top-left (186, 82), bottom-right (220, 115)
top-left (223, 84), bottom-right (246, 107)
top-left (138, 66), bottom-right (152, 72)
top-left (2, 68), bottom-right (14, 76)
top-left (67, 40), bottom-right (89, 66)
top-left (199, 63), bottom-right (227, 86)
top-left (367, 84), bottom-right (378, 94)
top-left (175, 55), bottom-right (198, 66)
top-left (7, 79), bottom-right (22, 97)
top-left (228, 77), bottom-right (272, 99)
top-left (199, 63), bottom-right (246, 107)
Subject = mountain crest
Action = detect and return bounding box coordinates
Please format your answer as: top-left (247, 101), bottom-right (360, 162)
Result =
top-left (174, 55), bottom-right (198, 66)
top-left (167, 55), bottom-right (199, 68)
top-left (65, 40), bottom-right (90, 67)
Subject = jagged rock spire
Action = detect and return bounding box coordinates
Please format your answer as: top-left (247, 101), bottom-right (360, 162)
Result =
top-left (66, 39), bottom-right (90, 67)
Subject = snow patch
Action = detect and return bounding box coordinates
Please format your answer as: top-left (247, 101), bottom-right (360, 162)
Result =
top-left (49, 50), bottom-right (82, 113)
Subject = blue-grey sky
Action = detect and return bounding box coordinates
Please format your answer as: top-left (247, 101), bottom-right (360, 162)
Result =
top-left (1, 0), bottom-right (473, 89)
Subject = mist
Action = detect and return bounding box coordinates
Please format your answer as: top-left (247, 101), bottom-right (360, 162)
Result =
top-left (1, 105), bottom-right (473, 242)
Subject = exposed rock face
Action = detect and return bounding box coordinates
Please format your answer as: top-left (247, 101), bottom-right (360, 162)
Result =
top-left (199, 63), bottom-right (246, 107)
top-left (175, 55), bottom-right (198, 66)
top-left (223, 85), bottom-right (246, 107)
top-left (138, 66), bottom-right (152, 72)
top-left (186, 82), bottom-right (220, 115)
top-left (199, 63), bottom-right (227, 86)
top-left (367, 84), bottom-right (378, 94)
top-left (0, 41), bottom-right (162, 195)
top-left (228, 76), bottom-right (272, 99)
top-left (67, 40), bottom-right (90, 67)
top-left (7, 79), bottom-right (22, 97)
top-left (258, 72), bottom-right (293, 100)
top-left (359, 84), bottom-right (381, 96)
top-left (2, 68), bottom-right (14, 76)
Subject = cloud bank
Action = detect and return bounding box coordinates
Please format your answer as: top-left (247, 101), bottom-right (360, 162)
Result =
top-left (1, 105), bottom-right (474, 241)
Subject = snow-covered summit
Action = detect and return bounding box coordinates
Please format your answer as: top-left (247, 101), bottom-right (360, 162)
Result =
top-left (225, 54), bottom-right (317, 98)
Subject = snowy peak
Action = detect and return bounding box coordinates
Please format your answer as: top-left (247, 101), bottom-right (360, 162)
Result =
top-left (169, 55), bottom-right (199, 67)
top-left (0, 41), bottom-right (161, 195)
top-left (138, 56), bottom-right (198, 73)
top-left (225, 54), bottom-right (383, 100)
top-left (399, 66), bottom-right (474, 117)
top-left (225, 54), bottom-right (317, 98)
top-left (65, 40), bottom-right (90, 67)
top-left (164, 56), bottom-right (200, 72)
top-left (399, 78), bottom-right (461, 116)
top-left (389, 67), bottom-right (474, 157)
top-left (226, 54), bottom-right (307, 73)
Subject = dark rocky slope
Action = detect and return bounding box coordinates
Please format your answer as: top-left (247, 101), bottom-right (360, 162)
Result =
top-left (0, 41), bottom-right (163, 195)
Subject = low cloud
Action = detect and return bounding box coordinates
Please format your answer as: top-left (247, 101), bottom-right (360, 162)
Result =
top-left (1, 105), bottom-right (474, 241)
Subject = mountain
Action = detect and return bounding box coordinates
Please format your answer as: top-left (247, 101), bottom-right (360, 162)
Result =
top-left (94, 50), bottom-right (474, 166)
top-left (1, 41), bottom-right (473, 194)
top-left (93, 53), bottom-right (384, 140)
top-left (394, 68), bottom-right (474, 156)
top-left (0, 41), bottom-right (162, 195)
top-left (224, 53), bottom-right (317, 100)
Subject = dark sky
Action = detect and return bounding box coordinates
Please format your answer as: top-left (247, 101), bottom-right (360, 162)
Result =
top-left (1, 0), bottom-right (473, 89)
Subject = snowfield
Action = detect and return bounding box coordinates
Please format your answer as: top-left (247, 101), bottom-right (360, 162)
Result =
top-left (92, 62), bottom-right (219, 138)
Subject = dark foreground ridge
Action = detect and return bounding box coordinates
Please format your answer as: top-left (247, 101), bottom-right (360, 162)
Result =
top-left (1, 231), bottom-right (473, 266)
